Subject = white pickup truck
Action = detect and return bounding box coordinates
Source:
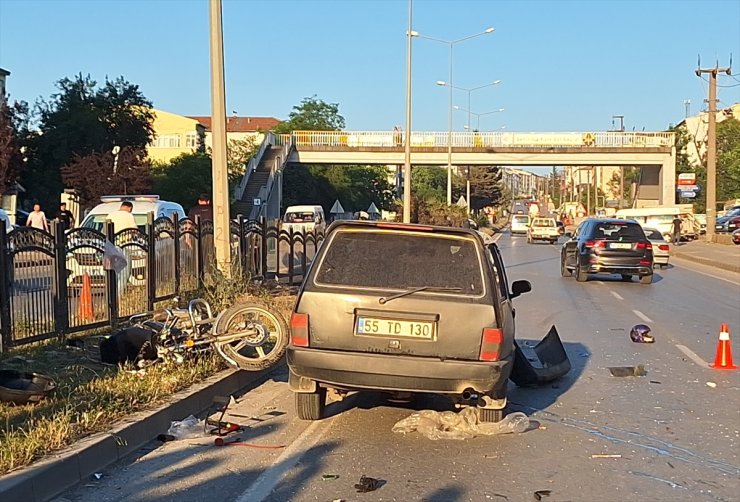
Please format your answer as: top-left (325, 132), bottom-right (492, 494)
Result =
top-left (527, 217), bottom-right (560, 244)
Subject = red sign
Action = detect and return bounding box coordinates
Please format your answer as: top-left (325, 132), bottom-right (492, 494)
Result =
top-left (677, 173), bottom-right (696, 185)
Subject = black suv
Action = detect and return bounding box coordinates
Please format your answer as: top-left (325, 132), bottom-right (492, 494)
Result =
top-left (287, 221), bottom-right (570, 422)
top-left (560, 218), bottom-right (654, 284)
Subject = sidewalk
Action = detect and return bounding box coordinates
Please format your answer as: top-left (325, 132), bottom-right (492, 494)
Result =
top-left (671, 238), bottom-right (740, 274)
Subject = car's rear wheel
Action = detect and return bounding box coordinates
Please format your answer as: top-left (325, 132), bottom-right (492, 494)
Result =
top-left (479, 408), bottom-right (504, 423)
top-left (639, 273), bottom-right (653, 285)
top-left (295, 387), bottom-right (326, 421)
top-left (620, 274), bottom-right (633, 281)
top-left (560, 254), bottom-right (570, 277)
top-left (575, 263), bottom-right (588, 282)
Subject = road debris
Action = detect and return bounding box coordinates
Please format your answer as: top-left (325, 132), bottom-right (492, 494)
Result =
top-left (591, 454), bottom-right (622, 459)
top-left (533, 489), bottom-right (552, 500)
top-left (321, 474), bottom-right (340, 480)
top-left (608, 365), bottom-right (647, 377)
top-left (392, 408), bottom-right (529, 440)
top-left (706, 381), bottom-right (717, 388)
top-left (166, 415), bottom-right (204, 439)
top-left (93, 472), bottom-right (103, 480)
top-left (354, 475), bottom-right (384, 492)
top-left (630, 324), bottom-right (654, 343)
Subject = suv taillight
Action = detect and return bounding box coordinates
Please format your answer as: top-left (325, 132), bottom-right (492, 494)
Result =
top-left (479, 328), bottom-right (503, 361)
top-left (290, 313), bottom-right (309, 347)
top-left (584, 240), bottom-right (605, 249)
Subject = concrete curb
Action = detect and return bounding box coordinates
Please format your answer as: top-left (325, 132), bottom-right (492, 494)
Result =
top-left (0, 367), bottom-right (274, 502)
top-left (672, 253), bottom-right (740, 274)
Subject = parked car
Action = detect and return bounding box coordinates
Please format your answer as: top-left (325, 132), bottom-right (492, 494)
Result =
top-left (0, 209), bottom-right (12, 233)
top-left (642, 227), bottom-right (670, 268)
top-left (287, 221), bottom-right (570, 422)
top-left (694, 214), bottom-right (706, 235)
top-left (715, 206), bottom-right (740, 233)
top-left (527, 217), bottom-right (560, 244)
top-left (282, 205), bottom-right (326, 234)
top-left (732, 228), bottom-right (740, 245)
top-left (510, 214), bottom-right (531, 235)
top-left (560, 218), bottom-right (654, 284)
top-left (67, 195), bottom-right (185, 288)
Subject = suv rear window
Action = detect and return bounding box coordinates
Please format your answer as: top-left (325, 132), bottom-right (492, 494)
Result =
top-left (589, 222), bottom-right (645, 241)
top-left (315, 229), bottom-right (484, 295)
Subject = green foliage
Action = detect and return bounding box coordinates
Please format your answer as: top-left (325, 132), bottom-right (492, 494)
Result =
top-left (152, 153), bottom-right (212, 211)
top-left (226, 135), bottom-right (259, 182)
top-left (20, 74), bottom-right (154, 209)
top-left (716, 118), bottom-right (740, 204)
top-left (272, 96), bottom-right (345, 133)
top-left (282, 164), bottom-right (394, 214)
top-left (412, 167), bottom-right (447, 202)
top-left (467, 166), bottom-right (504, 210)
top-left (395, 196), bottom-right (469, 226)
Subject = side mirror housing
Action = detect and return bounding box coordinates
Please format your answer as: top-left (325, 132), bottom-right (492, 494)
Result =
top-left (510, 280), bottom-right (532, 298)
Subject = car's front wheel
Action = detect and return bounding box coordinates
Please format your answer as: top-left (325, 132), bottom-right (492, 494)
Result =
top-left (295, 387), bottom-right (326, 421)
top-left (560, 254), bottom-right (570, 277)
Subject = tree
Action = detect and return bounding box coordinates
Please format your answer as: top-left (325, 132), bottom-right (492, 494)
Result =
top-left (0, 100), bottom-right (32, 193)
top-left (467, 166), bottom-right (503, 210)
top-left (411, 167), bottom-right (447, 202)
top-left (152, 153), bottom-right (213, 211)
top-left (272, 96), bottom-right (345, 133)
top-left (226, 136), bottom-right (258, 184)
top-left (61, 147), bottom-right (153, 208)
top-left (20, 74), bottom-right (154, 209)
top-left (716, 118), bottom-right (740, 204)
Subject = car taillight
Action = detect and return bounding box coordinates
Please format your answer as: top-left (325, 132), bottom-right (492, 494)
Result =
top-left (640, 260), bottom-right (652, 265)
top-left (584, 240), bottom-right (605, 249)
top-left (636, 241), bottom-right (652, 250)
top-left (479, 328), bottom-right (502, 362)
top-left (658, 245), bottom-right (669, 251)
top-left (290, 313), bottom-right (309, 347)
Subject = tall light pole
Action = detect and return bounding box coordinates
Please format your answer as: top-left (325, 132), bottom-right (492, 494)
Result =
top-left (412, 27), bottom-right (495, 205)
top-left (439, 80), bottom-right (501, 130)
top-left (209, 0), bottom-right (231, 275)
top-left (403, 0), bottom-right (413, 223)
top-left (455, 106), bottom-right (505, 131)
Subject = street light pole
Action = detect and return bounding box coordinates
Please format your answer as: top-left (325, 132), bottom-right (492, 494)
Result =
top-left (209, 0), bottom-right (231, 275)
top-left (403, 0), bottom-right (413, 223)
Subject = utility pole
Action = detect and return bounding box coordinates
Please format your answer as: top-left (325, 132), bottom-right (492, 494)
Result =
top-left (209, 0), bottom-right (231, 275)
top-left (696, 58), bottom-right (732, 240)
top-left (403, 0), bottom-right (413, 223)
top-left (683, 99), bottom-right (691, 119)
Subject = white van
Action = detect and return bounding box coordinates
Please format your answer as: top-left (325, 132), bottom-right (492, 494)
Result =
top-left (68, 196), bottom-right (185, 288)
top-left (615, 207), bottom-right (680, 240)
top-left (510, 214), bottom-right (531, 235)
top-left (282, 205), bottom-right (326, 234)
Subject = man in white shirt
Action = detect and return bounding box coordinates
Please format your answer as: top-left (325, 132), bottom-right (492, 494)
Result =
top-left (106, 201), bottom-right (137, 298)
top-left (26, 203), bottom-right (49, 232)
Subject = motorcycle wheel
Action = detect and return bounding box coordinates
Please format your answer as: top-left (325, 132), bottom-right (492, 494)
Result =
top-left (212, 302), bottom-right (289, 371)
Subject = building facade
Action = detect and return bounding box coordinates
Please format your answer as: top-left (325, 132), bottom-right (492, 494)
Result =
top-left (188, 116), bottom-right (281, 151)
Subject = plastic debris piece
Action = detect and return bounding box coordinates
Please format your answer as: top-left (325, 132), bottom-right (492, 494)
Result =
top-left (630, 324), bottom-right (654, 343)
top-left (706, 381), bottom-right (717, 388)
top-left (166, 415), bottom-right (204, 439)
top-left (322, 474), bottom-right (340, 480)
top-left (608, 365), bottom-right (647, 377)
top-left (649, 380), bottom-right (662, 384)
top-left (533, 490), bottom-right (552, 500)
top-left (392, 408), bottom-right (529, 440)
top-left (355, 475), bottom-right (383, 493)
top-left (93, 473), bottom-right (103, 480)
top-left (591, 454), bottom-right (622, 458)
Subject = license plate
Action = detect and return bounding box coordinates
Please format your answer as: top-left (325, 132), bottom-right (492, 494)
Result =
top-left (356, 317), bottom-right (435, 339)
top-left (609, 243), bottom-right (632, 249)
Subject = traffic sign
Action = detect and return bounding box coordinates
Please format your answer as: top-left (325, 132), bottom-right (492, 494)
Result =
top-left (680, 191), bottom-right (697, 198)
top-left (677, 173), bottom-right (696, 185)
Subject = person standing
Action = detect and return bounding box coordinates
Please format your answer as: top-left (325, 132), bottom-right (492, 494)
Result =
top-left (56, 202), bottom-right (75, 230)
top-left (188, 193), bottom-right (213, 222)
top-left (107, 201), bottom-right (138, 298)
top-left (672, 215), bottom-right (682, 245)
top-left (26, 203), bottom-right (49, 232)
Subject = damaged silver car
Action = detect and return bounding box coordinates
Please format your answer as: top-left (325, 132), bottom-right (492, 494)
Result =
top-left (287, 221), bottom-right (570, 422)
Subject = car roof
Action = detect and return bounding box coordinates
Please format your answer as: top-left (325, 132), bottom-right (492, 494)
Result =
top-left (286, 205), bottom-right (323, 212)
top-left (326, 220), bottom-right (483, 242)
top-left (86, 200), bottom-right (183, 216)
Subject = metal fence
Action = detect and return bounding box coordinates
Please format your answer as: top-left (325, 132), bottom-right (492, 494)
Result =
top-left (0, 216), bottom-right (324, 352)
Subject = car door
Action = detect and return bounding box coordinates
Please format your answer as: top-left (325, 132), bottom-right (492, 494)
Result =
top-left (564, 221), bottom-right (587, 267)
top-left (488, 244), bottom-right (515, 358)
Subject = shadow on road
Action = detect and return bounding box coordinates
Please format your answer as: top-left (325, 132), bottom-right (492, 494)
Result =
top-left (423, 484), bottom-right (466, 501)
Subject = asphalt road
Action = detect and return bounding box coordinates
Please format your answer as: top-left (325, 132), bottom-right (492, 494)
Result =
top-left (57, 232), bottom-right (740, 502)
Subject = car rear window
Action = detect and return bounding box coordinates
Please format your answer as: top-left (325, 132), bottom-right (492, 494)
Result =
top-left (532, 219), bottom-right (555, 227)
top-left (513, 216), bottom-right (529, 223)
top-left (643, 228), bottom-right (664, 240)
top-left (590, 222), bottom-right (646, 241)
top-left (315, 229), bottom-right (484, 295)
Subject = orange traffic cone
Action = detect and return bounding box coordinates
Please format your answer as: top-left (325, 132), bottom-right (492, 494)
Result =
top-left (78, 273), bottom-right (94, 321)
top-left (710, 323), bottom-right (736, 370)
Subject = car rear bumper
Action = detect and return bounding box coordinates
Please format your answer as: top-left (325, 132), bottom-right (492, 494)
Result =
top-left (652, 253), bottom-right (669, 264)
top-left (287, 346), bottom-right (512, 396)
top-left (584, 257), bottom-right (652, 275)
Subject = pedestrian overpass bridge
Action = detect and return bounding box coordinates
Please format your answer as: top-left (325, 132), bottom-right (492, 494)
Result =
top-left (234, 130), bottom-right (676, 219)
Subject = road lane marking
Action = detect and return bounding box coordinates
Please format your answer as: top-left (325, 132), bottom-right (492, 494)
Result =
top-left (672, 257), bottom-right (740, 286)
top-left (632, 310), bottom-right (653, 323)
top-left (236, 417), bottom-right (335, 502)
top-left (675, 344), bottom-right (710, 368)
top-left (610, 291), bottom-right (624, 300)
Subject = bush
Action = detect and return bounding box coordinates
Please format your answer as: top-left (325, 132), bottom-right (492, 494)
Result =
top-left (395, 196), bottom-right (470, 227)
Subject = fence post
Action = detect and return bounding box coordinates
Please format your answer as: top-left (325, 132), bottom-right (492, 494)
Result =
top-left (0, 220), bottom-right (11, 352)
top-left (53, 221), bottom-right (69, 337)
top-left (260, 216), bottom-right (267, 280)
top-left (172, 213), bottom-right (180, 297)
top-left (195, 215), bottom-right (203, 289)
top-left (301, 228), bottom-right (308, 279)
top-left (105, 221), bottom-right (118, 328)
top-left (288, 227), bottom-right (294, 284)
top-left (146, 212), bottom-right (156, 312)
top-left (236, 215), bottom-right (246, 275)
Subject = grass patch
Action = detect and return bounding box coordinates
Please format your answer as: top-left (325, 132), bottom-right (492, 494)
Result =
top-left (0, 282), bottom-right (296, 477)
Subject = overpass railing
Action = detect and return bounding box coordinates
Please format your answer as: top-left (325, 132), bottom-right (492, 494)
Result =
top-left (280, 131), bottom-right (674, 149)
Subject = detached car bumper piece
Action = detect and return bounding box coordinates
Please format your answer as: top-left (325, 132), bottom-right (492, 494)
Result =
top-left (509, 325), bottom-right (571, 387)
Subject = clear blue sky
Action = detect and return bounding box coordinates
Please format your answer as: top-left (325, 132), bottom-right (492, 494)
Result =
top-left (1, 0), bottom-right (739, 135)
